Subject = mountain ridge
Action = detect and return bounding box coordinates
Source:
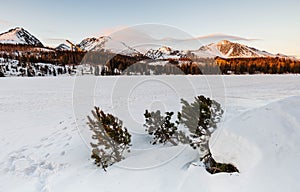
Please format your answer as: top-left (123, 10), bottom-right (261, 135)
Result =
top-left (0, 27), bottom-right (297, 60)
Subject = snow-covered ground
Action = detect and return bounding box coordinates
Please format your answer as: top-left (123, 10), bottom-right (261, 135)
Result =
top-left (0, 75), bottom-right (300, 192)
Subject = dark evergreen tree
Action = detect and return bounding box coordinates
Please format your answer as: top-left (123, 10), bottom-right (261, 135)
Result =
top-left (53, 68), bottom-right (57, 76)
top-left (27, 66), bottom-right (34, 77)
top-left (0, 69), bottom-right (4, 77)
top-left (94, 66), bottom-right (99, 76)
top-left (63, 66), bottom-right (67, 74)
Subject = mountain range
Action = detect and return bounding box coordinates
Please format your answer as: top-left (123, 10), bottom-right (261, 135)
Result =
top-left (0, 27), bottom-right (296, 60)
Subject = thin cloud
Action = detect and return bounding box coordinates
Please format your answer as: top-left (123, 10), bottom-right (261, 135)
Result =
top-left (43, 29), bottom-right (63, 36)
top-left (44, 38), bottom-right (67, 41)
top-left (92, 25), bottom-right (129, 37)
top-left (195, 33), bottom-right (261, 42)
top-left (153, 33), bottom-right (261, 50)
top-left (159, 33), bottom-right (261, 43)
top-left (42, 27), bottom-right (262, 51)
top-left (42, 38), bottom-right (69, 47)
top-left (0, 19), bottom-right (13, 26)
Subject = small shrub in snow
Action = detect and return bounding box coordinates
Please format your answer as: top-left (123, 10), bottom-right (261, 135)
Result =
top-left (87, 107), bottom-right (131, 171)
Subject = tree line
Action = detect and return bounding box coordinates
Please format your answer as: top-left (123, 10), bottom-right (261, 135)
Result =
top-left (0, 44), bottom-right (85, 65)
top-left (216, 57), bottom-right (300, 74)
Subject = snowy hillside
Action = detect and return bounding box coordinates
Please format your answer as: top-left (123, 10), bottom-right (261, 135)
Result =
top-left (0, 27), bottom-right (43, 47)
top-left (0, 75), bottom-right (300, 191)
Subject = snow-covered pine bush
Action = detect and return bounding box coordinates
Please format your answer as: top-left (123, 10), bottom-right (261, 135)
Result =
top-left (87, 107), bottom-right (131, 171)
top-left (180, 95), bottom-right (223, 157)
top-left (180, 96), bottom-right (238, 173)
top-left (144, 110), bottom-right (189, 145)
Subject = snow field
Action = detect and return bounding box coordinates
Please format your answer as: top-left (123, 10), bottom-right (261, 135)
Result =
top-left (0, 75), bottom-right (299, 192)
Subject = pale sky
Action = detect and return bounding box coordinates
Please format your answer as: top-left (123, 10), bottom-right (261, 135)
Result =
top-left (0, 0), bottom-right (299, 57)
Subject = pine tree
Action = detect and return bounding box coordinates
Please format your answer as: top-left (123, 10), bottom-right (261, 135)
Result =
top-left (179, 96), bottom-right (238, 174)
top-left (94, 66), bottom-right (99, 76)
top-left (180, 95), bottom-right (223, 156)
top-left (53, 68), bottom-right (57, 76)
top-left (87, 107), bottom-right (131, 171)
top-left (0, 69), bottom-right (4, 77)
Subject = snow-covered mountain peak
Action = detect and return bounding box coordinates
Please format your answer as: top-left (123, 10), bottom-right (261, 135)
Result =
top-left (78, 36), bottom-right (114, 51)
top-left (193, 40), bottom-right (275, 58)
top-left (158, 46), bottom-right (172, 53)
top-left (145, 46), bottom-right (185, 60)
top-left (217, 40), bottom-right (231, 45)
top-left (78, 35), bottom-right (142, 57)
top-left (55, 43), bottom-right (70, 51)
top-left (0, 27), bottom-right (43, 47)
top-left (216, 40), bottom-right (257, 57)
top-left (12, 27), bottom-right (24, 31)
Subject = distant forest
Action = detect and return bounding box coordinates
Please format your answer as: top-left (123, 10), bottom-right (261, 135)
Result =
top-left (1, 43), bottom-right (300, 76)
top-left (0, 44), bottom-right (85, 65)
top-left (216, 57), bottom-right (300, 74)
